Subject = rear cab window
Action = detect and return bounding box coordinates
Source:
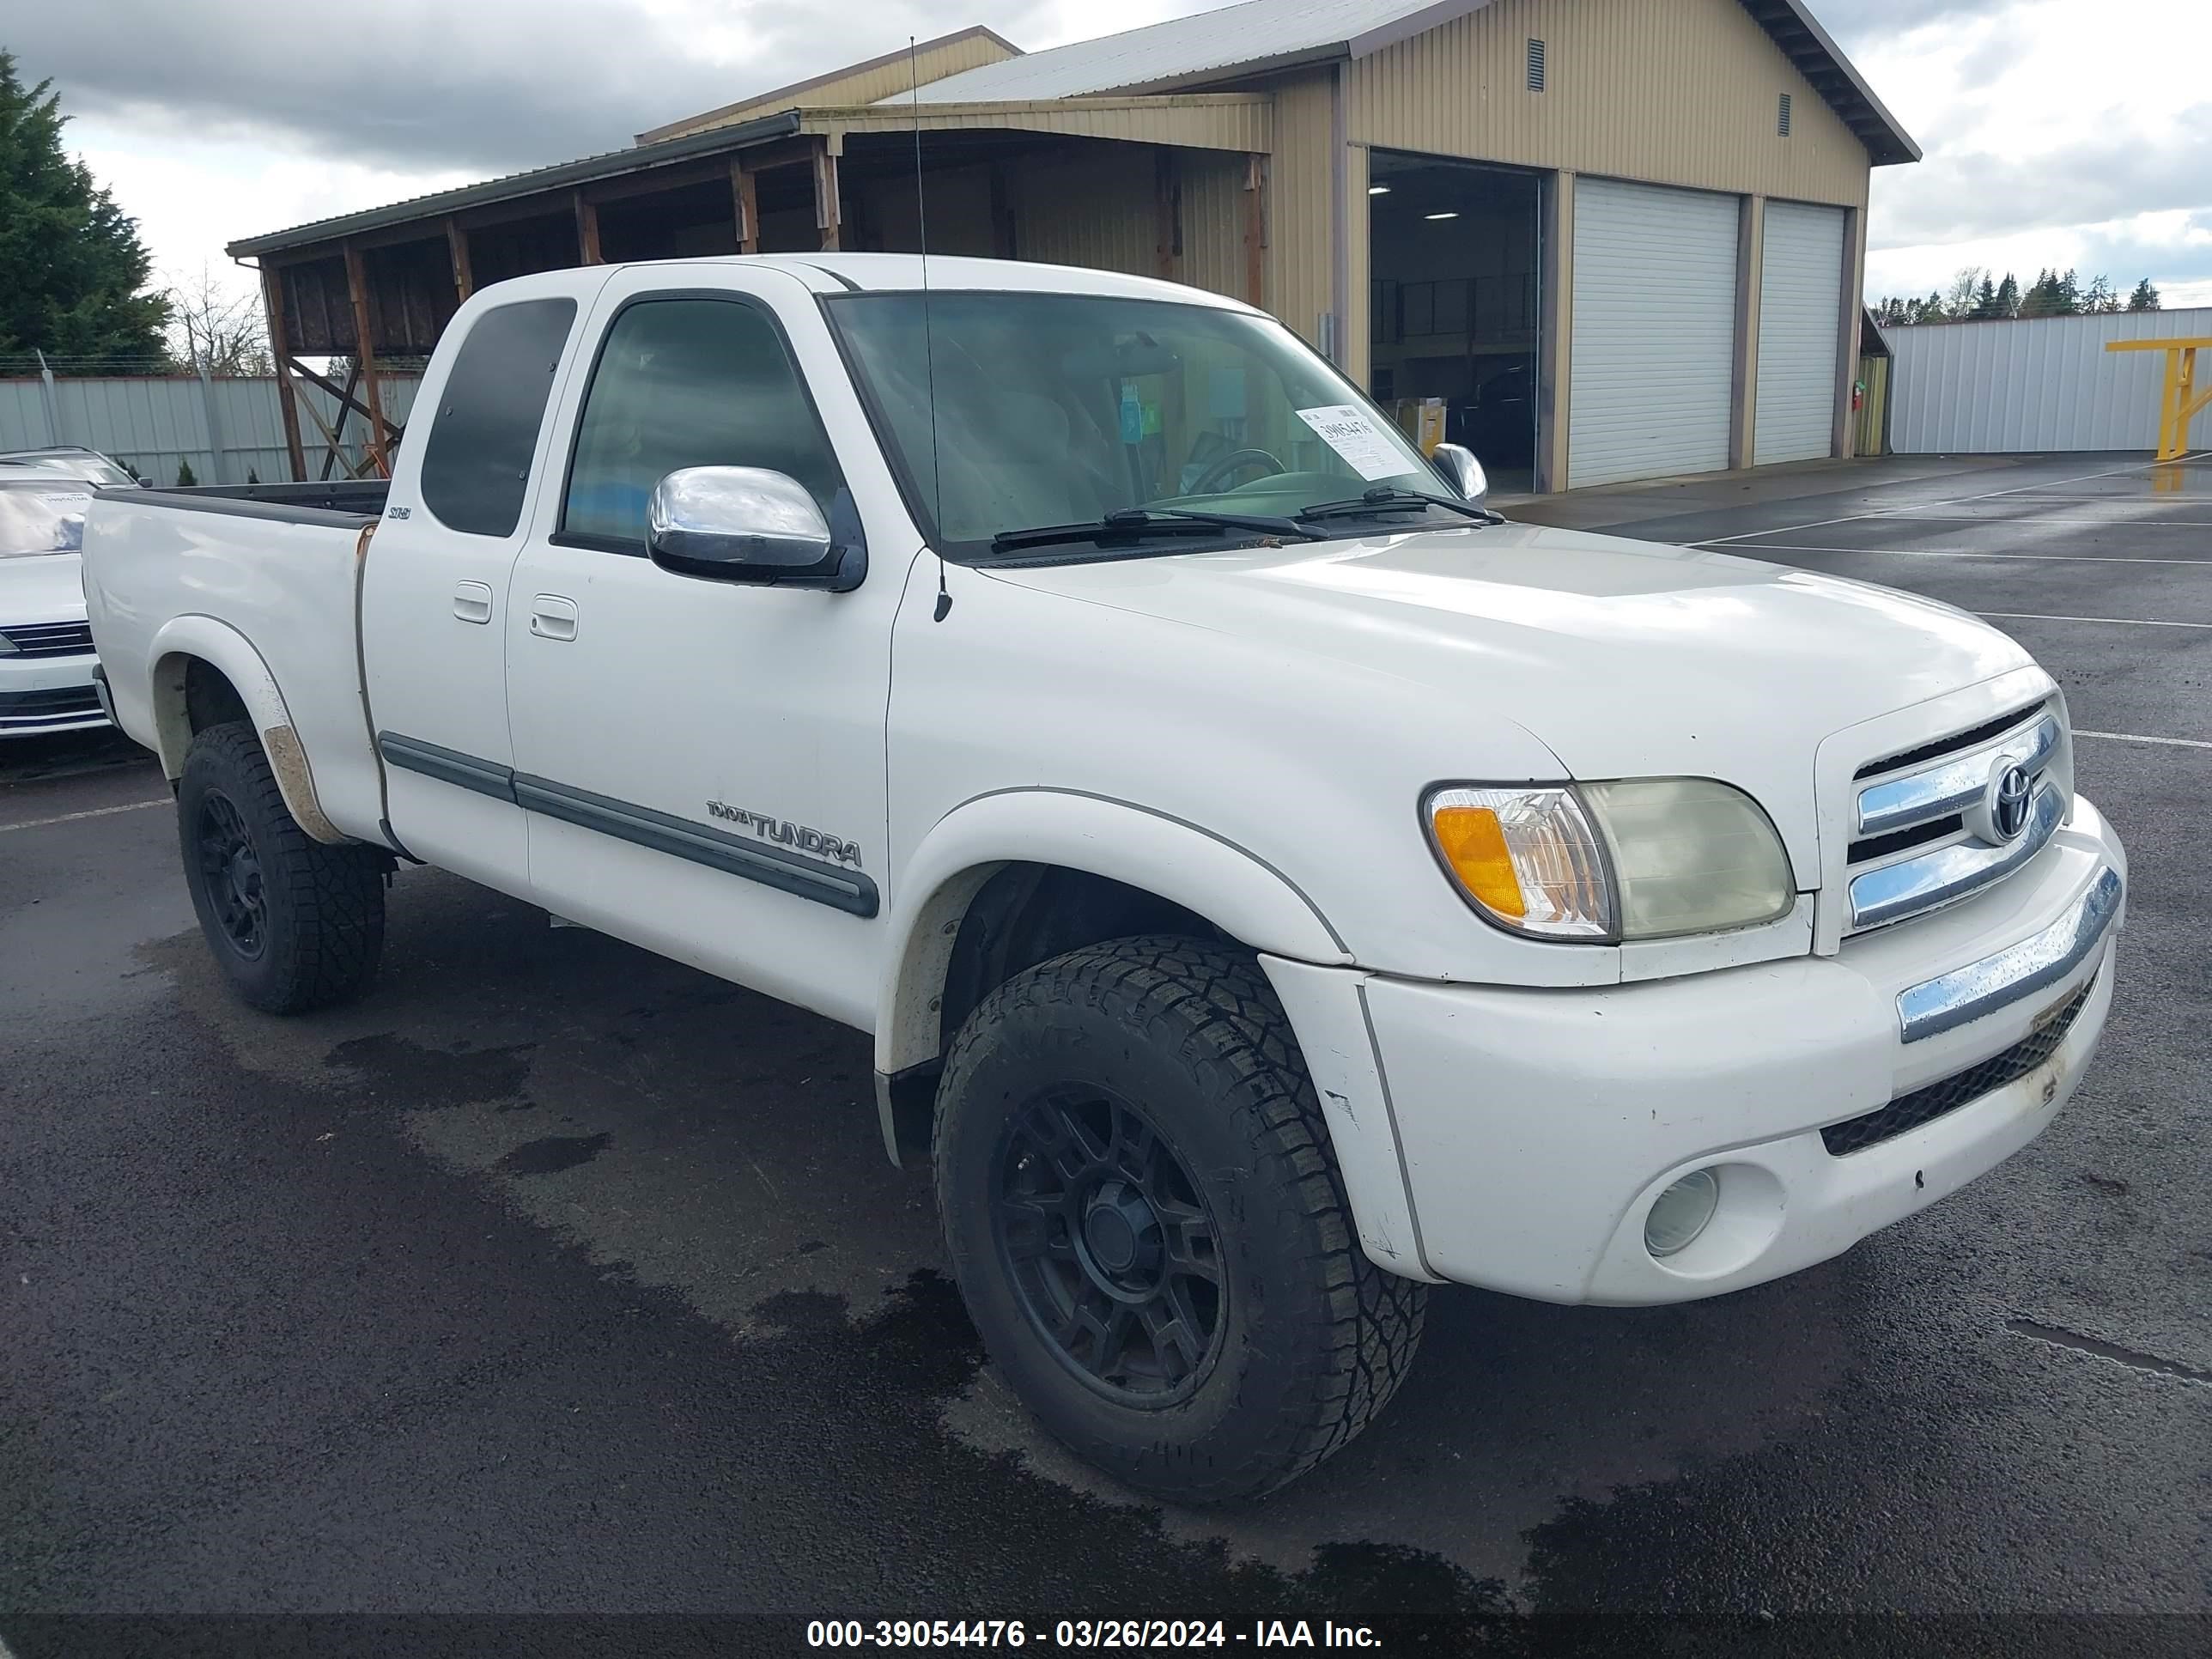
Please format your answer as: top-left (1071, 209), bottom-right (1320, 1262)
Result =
top-left (418, 298), bottom-right (579, 538)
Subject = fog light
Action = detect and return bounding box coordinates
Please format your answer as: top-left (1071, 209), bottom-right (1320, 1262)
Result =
top-left (1644, 1170), bottom-right (1721, 1258)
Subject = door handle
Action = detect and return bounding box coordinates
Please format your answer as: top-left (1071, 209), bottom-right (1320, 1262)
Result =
top-left (453, 580), bottom-right (494, 624)
top-left (529, 594), bottom-right (580, 641)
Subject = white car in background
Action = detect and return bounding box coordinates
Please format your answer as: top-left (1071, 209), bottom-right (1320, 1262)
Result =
top-left (0, 447), bottom-right (133, 738)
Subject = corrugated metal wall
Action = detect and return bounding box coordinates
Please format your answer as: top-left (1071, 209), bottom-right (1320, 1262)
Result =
top-left (1012, 147), bottom-right (1161, 278)
top-left (1884, 307), bottom-right (2212, 453)
top-left (1352, 0), bottom-right (1868, 209)
top-left (1267, 71), bottom-right (1340, 355)
top-left (0, 375), bottom-right (421, 485)
top-left (1174, 150), bottom-right (1259, 305)
top-left (815, 95), bottom-right (1272, 155)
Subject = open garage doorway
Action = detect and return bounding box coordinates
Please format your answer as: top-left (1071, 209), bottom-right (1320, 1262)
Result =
top-left (1367, 153), bottom-right (1543, 493)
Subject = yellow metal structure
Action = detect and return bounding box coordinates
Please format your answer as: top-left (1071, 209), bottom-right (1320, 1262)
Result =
top-left (2106, 337), bottom-right (2212, 461)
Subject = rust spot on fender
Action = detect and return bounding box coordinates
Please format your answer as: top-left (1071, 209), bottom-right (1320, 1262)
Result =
top-left (261, 723), bottom-right (344, 844)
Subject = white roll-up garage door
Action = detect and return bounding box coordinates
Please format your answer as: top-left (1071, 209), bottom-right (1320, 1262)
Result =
top-left (1754, 201), bottom-right (1848, 465)
top-left (1568, 179), bottom-right (1741, 488)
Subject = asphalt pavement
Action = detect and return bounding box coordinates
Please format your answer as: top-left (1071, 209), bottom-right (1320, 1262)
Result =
top-left (2, 453), bottom-right (2206, 1656)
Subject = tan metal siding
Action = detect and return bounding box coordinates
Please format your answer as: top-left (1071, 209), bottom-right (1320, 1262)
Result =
top-left (1006, 148), bottom-right (1160, 279)
top-left (805, 96), bottom-right (1272, 155)
top-left (1352, 0), bottom-right (1869, 209)
top-left (653, 33), bottom-right (1018, 139)
top-left (1179, 150), bottom-right (1256, 303)
top-left (1267, 72), bottom-right (1339, 352)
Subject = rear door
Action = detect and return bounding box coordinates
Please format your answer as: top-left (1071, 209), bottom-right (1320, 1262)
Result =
top-left (501, 266), bottom-right (907, 1030)
top-left (361, 277), bottom-right (598, 887)
top-left (1754, 201), bottom-right (1849, 465)
top-left (1568, 179), bottom-right (1741, 487)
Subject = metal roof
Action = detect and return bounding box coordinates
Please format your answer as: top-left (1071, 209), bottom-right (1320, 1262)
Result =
top-left (226, 112), bottom-right (803, 258)
top-left (898, 0), bottom-right (1917, 165)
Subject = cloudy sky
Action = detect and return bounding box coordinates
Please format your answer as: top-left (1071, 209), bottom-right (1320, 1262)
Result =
top-left (13, 0), bottom-right (2212, 313)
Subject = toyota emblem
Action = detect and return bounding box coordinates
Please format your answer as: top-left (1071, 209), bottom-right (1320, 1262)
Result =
top-left (1989, 760), bottom-right (2033, 841)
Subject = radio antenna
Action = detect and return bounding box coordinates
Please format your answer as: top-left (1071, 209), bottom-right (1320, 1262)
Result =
top-left (910, 36), bottom-right (951, 620)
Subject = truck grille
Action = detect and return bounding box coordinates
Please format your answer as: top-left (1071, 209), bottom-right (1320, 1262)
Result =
top-left (0, 621), bottom-right (95, 658)
top-left (0, 685), bottom-right (105, 730)
top-left (1844, 701), bottom-right (2066, 933)
top-left (1821, 971), bottom-right (2096, 1156)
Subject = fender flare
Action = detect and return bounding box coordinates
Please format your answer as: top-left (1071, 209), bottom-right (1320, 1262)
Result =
top-left (872, 787), bottom-right (1351, 1080)
top-left (145, 615), bottom-right (346, 844)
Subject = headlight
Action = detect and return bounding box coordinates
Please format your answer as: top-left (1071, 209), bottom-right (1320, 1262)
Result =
top-left (1425, 779), bottom-right (1794, 942)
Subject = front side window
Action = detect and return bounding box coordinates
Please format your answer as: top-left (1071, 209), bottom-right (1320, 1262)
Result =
top-left (0, 483), bottom-right (91, 557)
top-left (828, 291), bottom-right (1448, 559)
top-left (418, 297), bottom-right (577, 538)
top-left (562, 297), bottom-right (845, 550)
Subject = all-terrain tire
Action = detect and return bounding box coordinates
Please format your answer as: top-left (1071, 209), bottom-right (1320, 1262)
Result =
top-left (933, 935), bottom-right (1426, 1504)
top-left (176, 721), bottom-right (386, 1013)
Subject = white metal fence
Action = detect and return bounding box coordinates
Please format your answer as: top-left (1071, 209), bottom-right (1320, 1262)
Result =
top-left (1882, 307), bottom-right (2212, 454)
top-left (0, 373), bottom-right (422, 486)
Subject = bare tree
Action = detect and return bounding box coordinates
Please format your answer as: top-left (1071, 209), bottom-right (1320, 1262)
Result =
top-left (162, 264), bottom-right (271, 376)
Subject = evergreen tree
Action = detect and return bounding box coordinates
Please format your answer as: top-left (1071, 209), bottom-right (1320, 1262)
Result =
top-left (0, 52), bottom-right (169, 371)
top-left (2128, 278), bottom-right (2161, 312)
top-left (2017, 270), bottom-right (2057, 319)
top-left (2080, 275), bottom-right (2117, 313)
top-left (1994, 272), bottom-right (2021, 318)
top-left (1970, 274), bottom-right (2001, 319)
top-left (2055, 269), bottom-right (2081, 314)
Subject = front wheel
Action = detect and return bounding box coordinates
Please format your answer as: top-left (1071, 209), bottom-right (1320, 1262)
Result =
top-left (176, 721), bottom-right (386, 1013)
top-left (934, 936), bottom-right (1426, 1504)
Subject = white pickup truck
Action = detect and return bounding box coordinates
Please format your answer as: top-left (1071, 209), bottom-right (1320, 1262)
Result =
top-left (82, 254), bottom-right (2126, 1503)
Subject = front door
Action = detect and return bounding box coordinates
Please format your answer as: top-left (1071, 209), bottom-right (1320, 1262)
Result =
top-left (502, 267), bottom-right (902, 1030)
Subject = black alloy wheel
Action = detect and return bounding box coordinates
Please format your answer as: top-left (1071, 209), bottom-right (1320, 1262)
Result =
top-left (194, 789), bottom-right (267, 958)
top-left (994, 1087), bottom-right (1225, 1406)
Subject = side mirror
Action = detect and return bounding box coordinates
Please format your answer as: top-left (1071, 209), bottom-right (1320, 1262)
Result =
top-left (646, 466), bottom-right (862, 590)
top-left (1429, 442), bottom-right (1487, 504)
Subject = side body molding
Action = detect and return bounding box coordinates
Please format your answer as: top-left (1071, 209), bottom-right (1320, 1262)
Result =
top-left (144, 614), bottom-right (345, 843)
top-left (874, 785), bottom-right (1352, 1098)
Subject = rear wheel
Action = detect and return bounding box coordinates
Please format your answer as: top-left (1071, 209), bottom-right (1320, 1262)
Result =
top-left (934, 936), bottom-right (1426, 1503)
top-left (177, 722), bottom-right (386, 1013)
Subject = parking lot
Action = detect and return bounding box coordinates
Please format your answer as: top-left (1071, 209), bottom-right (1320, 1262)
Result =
top-left (2, 453), bottom-right (2206, 1648)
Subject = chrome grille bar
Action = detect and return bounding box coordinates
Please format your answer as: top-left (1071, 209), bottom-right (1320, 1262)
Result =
top-left (1848, 781), bottom-right (2063, 930)
top-left (1856, 714), bottom-right (2060, 837)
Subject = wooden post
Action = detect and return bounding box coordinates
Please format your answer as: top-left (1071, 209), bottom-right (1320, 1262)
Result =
top-left (574, 191), bottom-right (603, 264)
top-left (1154, 149), bottom-right (1182, 281)
top-left (341, 241), bottom-right (390, 477)
top-left (447, 216), bottom-right (474, 301)
top-left (812, 138), bottom-right (842, 252)
top-left (732, 158), bottom-right (759, 254)
top-left (1243, 154), bottom-right (1267, 309)
top-left (258, 263), bottom-right (307, 483)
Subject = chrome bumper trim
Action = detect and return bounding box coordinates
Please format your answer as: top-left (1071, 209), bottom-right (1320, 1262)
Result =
top-left (1896, 864), bottom-right (2123, 1043)
top-left (1850, 781), bottom-right (2063, 930)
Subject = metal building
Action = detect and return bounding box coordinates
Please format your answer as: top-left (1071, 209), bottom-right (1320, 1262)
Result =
top-left (227, 0), bottom-right (1916, 494)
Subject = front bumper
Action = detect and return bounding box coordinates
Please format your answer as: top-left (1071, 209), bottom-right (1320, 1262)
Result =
top-left (0, 647), bottom-right (108, 736)
top-left (1263, 795), bottom-right (2124, 1305)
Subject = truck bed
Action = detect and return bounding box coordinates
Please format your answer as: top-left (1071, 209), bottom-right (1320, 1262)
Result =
top-left (81, 481), bottom-right (389, 846)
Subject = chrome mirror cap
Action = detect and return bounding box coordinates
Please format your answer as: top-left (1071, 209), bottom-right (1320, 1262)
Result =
top-left (647, 466), bottom-right (834, 570)
top-left (1429, 442), bottom-right (1488, 503)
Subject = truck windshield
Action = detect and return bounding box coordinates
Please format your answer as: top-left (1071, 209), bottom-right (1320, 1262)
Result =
top-left (0, 483), bottom-right (92, 558)
top-left (828, 291), bottom-right (1452, 559)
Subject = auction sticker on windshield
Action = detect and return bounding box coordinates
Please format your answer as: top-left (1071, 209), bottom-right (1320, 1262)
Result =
top-left (1295, 404), bottom-right (1409, 482)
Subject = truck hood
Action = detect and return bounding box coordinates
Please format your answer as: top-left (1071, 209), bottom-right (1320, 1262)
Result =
top-left (0, 552), bottom-right (88, 624)
top-left (984, 520), bottom-right (2039, 884)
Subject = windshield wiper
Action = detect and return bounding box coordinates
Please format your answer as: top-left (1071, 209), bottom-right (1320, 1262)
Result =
top-left (1297, 486), bottom-right (1502, 526)
top-left (988, 507), bottom-right (1321, 554)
